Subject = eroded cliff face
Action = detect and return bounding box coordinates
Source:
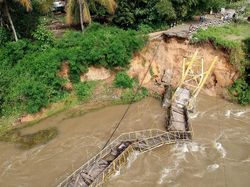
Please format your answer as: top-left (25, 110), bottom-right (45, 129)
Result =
top-left (15, 37), bottom-right (239, 125)
top-left (60, 37), bottom-right (238, 97)
top-left (128, 37), bottom-right (239, 96)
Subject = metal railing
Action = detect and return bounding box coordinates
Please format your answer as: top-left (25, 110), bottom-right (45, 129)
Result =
top-left (90, 130), bottom-right (186, 187)
top-left (58, 129), bottom-right (171, 187)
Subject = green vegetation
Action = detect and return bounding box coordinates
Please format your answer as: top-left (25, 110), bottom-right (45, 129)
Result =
top-left (0, 23), bottom-right (146, 117)
top-left (1, 0), bottom-right (249, 147)
top-left (32, 25), bottom-right (55, 50)
top-left (193, 23), bottom-right (250, 104)
top-left (111, 0), bottom-right (232, 30)
top-left (114, 72), bottom-right (134, 89)
top-left (193, 24), bottom-right (249, 49)
top-left (0, 0), bottom-right (48, 41)
top-left (226, 0), bottom-right (250, 17)
top-left (230, 78), bottom-right (250, 105)
top-left (57, 24), bottom-right (146, 82)
top-left (75, 81), bottom-right (97, 101)
top-left (120, 87), bottom-right (149, 104)
top-left (66, 0), bottom-right (116, 31)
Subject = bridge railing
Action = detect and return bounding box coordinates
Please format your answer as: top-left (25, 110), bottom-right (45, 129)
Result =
top-left (90, 145), bottom-right (134, 187)
top-left (57, 129), bottom-right (168, 187)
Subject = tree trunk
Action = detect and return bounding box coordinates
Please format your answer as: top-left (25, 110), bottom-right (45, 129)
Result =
top-left (78, 0), bottom-right (84, 32)
top-left (3, 0), bottom-right (18, 41)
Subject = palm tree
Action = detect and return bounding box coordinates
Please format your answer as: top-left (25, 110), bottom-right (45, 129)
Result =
top-left (0, 0), bottom-right (32, 41)
top-left (66, 0), bottom-right (116, 32)
top-left (0, 0), bottom-right (53, 41)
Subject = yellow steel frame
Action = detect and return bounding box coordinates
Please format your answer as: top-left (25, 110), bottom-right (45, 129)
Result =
top-left (172, 50), bottom-right (217, 108)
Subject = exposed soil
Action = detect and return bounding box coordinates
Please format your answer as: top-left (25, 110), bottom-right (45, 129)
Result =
top-left (58, 62), bottom-right (73, 91)
top-left (80, 66), bottom-right (112, 82)
top-left (14, 37), bottom-right (238, 126)
top-left (128, 37), bottom-right (238, 96)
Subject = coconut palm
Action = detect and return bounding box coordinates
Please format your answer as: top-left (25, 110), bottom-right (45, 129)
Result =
top-left (66, 0), bottom-right (116, 31)
top-left (0, 0), bottom-right (53, 41)
top-left (0, 0), bottom-right (32, 41)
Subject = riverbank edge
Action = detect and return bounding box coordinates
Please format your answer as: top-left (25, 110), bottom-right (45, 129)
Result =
top-left (0, 78), bottom-right (159, 148)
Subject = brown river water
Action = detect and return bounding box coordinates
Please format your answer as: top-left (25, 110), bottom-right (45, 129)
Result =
top-left (0, 96), bottom-right (250, 187)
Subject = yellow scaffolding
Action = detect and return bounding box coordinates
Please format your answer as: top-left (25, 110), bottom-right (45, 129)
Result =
top-left (172, 50), bottom-right (218, 109)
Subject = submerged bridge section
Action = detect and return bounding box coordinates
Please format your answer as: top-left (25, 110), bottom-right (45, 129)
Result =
top-left (58, 129), bottom-right (192, 187)
top-left (57, 51), bottom-right (216, 187)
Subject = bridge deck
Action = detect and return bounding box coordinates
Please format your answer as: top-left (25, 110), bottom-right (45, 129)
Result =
top-left (58, 82), bottom-right (193, 187)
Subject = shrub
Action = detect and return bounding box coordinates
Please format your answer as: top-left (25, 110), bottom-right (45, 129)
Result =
top-left (56, 24), bottom-right (146, 82)
top-left (0, 27), bottom-right (10, 45)
top-left (120, 87), bottom-right (148, 103)
top-left (0, 24), bottom-right (146, 116)
top-left (0, 46), bottom-right (66, 115)
top-left (155, 0), bottom-right (176, 21)
top-left (230, 78), bottom-right (250, 105)
top-left (74, 82), bottom-right (96, 101)
top-left (1, 40), bottom-right (33, 66)
top-left (32, 25), bottom-right (55, 49)
top-left (112, 0), bottom-right (203, 29)
top-left (9, 0), bottom-right (42, 39)
top-left (114, 72), bottom-right (134, 89)
top-left (137, 24), bottom-right (154, 34)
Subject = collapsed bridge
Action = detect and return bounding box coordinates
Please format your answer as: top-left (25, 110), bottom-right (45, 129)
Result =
top-left (57, 51), bottom-right (217, 187)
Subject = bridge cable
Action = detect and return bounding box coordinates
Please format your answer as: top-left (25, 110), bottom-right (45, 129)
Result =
top-left (101, 41), bottom-right (162, 150)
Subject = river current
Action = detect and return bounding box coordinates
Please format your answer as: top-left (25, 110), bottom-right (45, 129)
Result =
top-left (0, 95), bottom-right (249, 187)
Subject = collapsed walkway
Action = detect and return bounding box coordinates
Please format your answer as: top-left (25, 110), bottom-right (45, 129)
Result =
top-left (57, 86), bottom-right (193, 187)
top-left (57, 50), bottom-right (216, 187)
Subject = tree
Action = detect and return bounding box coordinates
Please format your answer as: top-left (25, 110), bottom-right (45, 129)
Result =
top-left (0, 0), bottom-right (52, 41)
top-left (155, 0), bottom-right (176, 22)
top-left (66, 0), bottom-right (116, 31)
top-left (0, 0), bottom-right (32, 41)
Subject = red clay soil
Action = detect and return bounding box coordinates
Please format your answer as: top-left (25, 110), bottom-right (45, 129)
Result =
top-left (128, 38), bottom-right (238, 96)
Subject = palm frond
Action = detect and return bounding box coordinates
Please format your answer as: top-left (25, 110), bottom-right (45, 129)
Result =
top-left (39, 0), bottom-right (54, 13)
top-left (96, 0), bottom-right (116, 14)
top-left (17, 0), bottom-right (32, 11)
top-left (82, 0), bottom-right (91, 23)
top-left (66, 0), bottom-right (75, 25)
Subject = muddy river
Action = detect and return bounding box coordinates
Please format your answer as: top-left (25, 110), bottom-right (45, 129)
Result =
top-left (0, 96), bottom-right (249, 187)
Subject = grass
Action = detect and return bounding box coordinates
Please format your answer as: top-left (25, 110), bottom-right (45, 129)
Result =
top-left (192, 23), bottom-right (250, 49)
top-left (193, 23), bottom-right (250, 72)
top-left (193, 22), bottom-right (250, 105)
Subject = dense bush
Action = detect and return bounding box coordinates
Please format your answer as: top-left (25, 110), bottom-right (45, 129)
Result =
top-left (0, 46), bottom-right (66, 115)
top-left (0, 27), bottom-right (10, 45)
top-left (230, 37), bottom-right (250, 105)
top-left (120, 87), bottom-right (148, 103)
top-left (75, 82), bottom-right (96, 101)
top-left (230, 78), bottom-right (250, 105)
top-left (0, 24), bottom-right (146, 116)
top-left (56, 24), bottom-right (146, 82)
top-left (112, 0), bottom-right (226, 29)
top-left (8, 0), bottom-right (43, 39)
top-left (32, 25), bottom-right (55, 50)
top-left (114, 72), bottom-right (134, 89)
top-left (112, 0), bottom-right (160, 29)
